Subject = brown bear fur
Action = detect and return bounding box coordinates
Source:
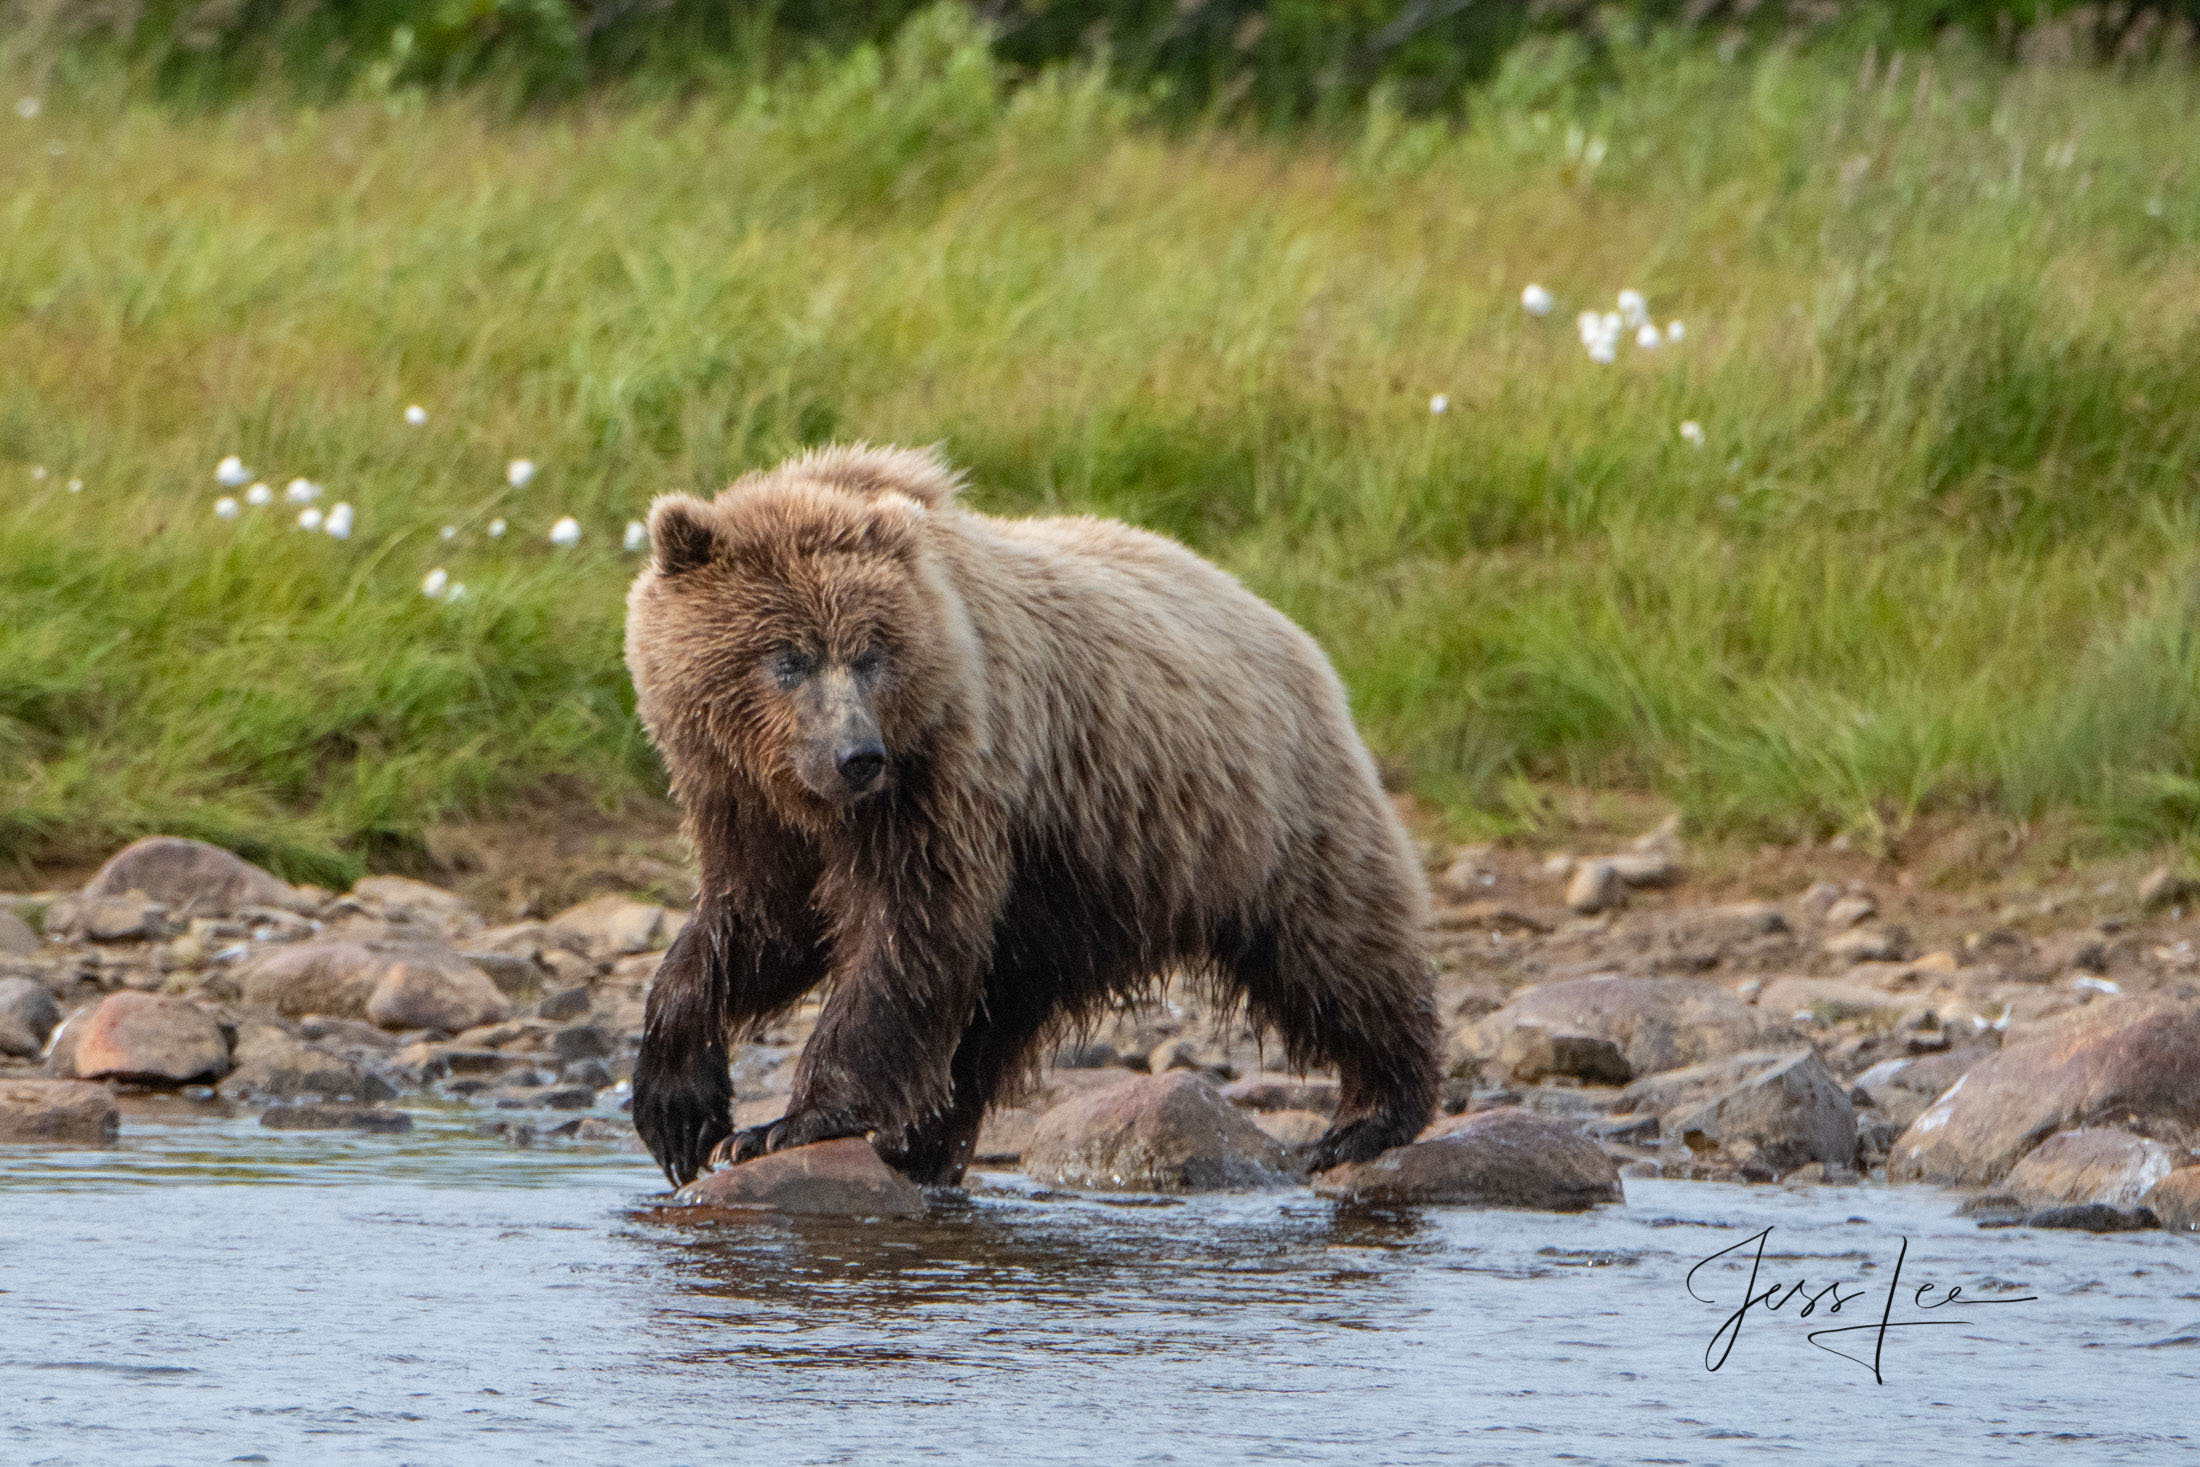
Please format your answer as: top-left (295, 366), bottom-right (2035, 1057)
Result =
top-left (626, 443), bottom-right (1438, 1188)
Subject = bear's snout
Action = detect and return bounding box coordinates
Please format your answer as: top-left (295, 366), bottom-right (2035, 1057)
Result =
top-left (836, 741), bottom-right (886, 792)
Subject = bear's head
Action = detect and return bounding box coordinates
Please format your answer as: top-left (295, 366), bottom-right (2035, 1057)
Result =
top-left (625, 445), bottom-right (972, 821)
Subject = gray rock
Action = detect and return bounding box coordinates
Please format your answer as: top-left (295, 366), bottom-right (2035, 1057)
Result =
top-left (0, 1078), bottom-right (119, 1144)
top-left (0, 908), bottom-right (37, 956)
top-left (1472, 975), bottom-right (1796, 1080)
top-left (0, 976), bottom-right (61, 1058)
top-left (217, 1025), bottom-right (394, 1102)
top-left (1252, 1109), bottom-right (1330, 1147)
top-left (2024, 1203), bottom-right (2158, 1232)
top-left (460, 950), bottom-right (539, 997)
top-left (2137, 865), bottom-right (2197, 909)
top-left (1220, 1073), bottom-right (1339, 1113)
top-left (679, 1137), bottom-right (925, 1218)
top-left (2004, 1128), bottom-right (2183, 1213)
top-left (1824, 895), bottom-right (1877, 930)
top-left (239, 938), bottom-right (507, 1032)
top-left (552, 1024), bottom-right (613, 1063)
top-left (76, 837), bottom-right (309, 918)
top-left (1022, 1071), bottom-right (1295, 1192)
top-left (1824, 927), bottom-right (1906, 963)
top-left (1565, 860), bottom-right (1624, 914)
top-left (562, 1057), bottom-right (615, 1089)
top-left (1315, 1107), bottom-right (1623, 1210)
top-left (536, 985), bottom-right (592, 1022)
top-left (1646, 1050), bottom-right (1857, 1175)
top-left (546, 896), bottom-right (682, 957)
top-left (79, 895), bottom-right (171, 943)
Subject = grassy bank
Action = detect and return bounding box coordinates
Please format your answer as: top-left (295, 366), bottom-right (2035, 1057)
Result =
top-left (6, 16), bottom-right (2200, 882)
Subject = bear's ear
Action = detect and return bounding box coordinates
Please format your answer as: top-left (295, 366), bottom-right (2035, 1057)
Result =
top-left (857, 491), bottom-right (927, 558)
top-left (648, 495), bottom-right (719, 575)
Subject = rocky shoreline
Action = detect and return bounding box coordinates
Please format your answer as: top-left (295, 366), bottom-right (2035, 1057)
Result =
top-left (5, 830), bottom-right (2200, 1231)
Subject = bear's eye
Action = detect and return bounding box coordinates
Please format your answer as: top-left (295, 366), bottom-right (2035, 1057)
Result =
top-left (768, 650), bottom-right (812, 689)
top-left (851, 649), bottom-right (884, 681)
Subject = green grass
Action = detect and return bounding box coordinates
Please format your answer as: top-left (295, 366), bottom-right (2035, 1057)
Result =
top-left (7, 13), bottom-right (2200, 883)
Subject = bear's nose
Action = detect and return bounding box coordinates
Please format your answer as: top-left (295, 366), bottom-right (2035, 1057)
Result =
top-left (836, 742), bottom-right (886, 791)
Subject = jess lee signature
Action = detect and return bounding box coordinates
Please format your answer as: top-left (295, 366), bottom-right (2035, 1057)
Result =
top-left (1687, 1227), bottom-right (2037, 1383)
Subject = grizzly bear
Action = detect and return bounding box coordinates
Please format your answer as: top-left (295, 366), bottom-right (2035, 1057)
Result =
top-left (626, 444), bottom-right (1438, 1188)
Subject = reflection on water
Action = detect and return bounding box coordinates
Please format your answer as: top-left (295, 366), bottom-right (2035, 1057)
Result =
top-left (1, 1109), bottom-right (2195, 1464)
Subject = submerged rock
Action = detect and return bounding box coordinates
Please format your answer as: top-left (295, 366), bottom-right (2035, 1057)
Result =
top-left (70, 993), bottom-right (229, 1086)
top-left (0, 1078), bottom-right (119, 1144)
top-left (1022, 1071), bottom-right (1294, 1192)
top-left (1890, 998), bottom-right (2200, 1187)
top-left (679, 1137), bottom-right (925, 1218)
top-left (2003, 1128), bottom-right (2183, 1213)
top-left (1315, 1107), bottom-right (1622, 1210)
top-left (260, 1102), bottom-right (413, 1133)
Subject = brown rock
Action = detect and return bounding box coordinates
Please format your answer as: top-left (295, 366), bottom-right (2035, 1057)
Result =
top-left (77, 837), bottom-right (307, 918)
top-left (1824, 928), bottom-right (1906, 963)
top-left (1472, 976), bottom-right (1796, 1080)
top-left (1220, 1073), bottom-right (1339, 1113)
top-left (546, 896), bottom-right (683, 957)
top-left (347, 876), bottom-right (480, 938)
top-left (0, 976), bottom-right (61, 1058)
top-left (79, 895), bottom-right (170, 943)
top-left (1253, 1109), bottom-right (1330, 1147)
top-left (0, 1078), bottom-right (119, 1144)
top-left (1606, 851), bottom-right (1682, 889)
top-left (364, 954), bottom-right (509, 1032)
top-left (2144, 1166), bottom-right (2200, 1232)
top-left (237, 940), bottom-right (390, 1017)
top-left (973, 1106), bottom-right (1040, 1163)
top-left (1853, 1049), bottom-right (1992, 1132)
top-left (1496, 1023), bottom-right (1632, 1085)
top-left (1022, 1071), bottom-right (1294, 1192)
top-left (1824, 895), bottom-right (1877, 930)
top-left (1316, 1107), bottom-right (1622, 1210)
top-left (2138, 865), bottom-right (2198, 909)
top-left (1890, 998), bottom-right (2200, 1187)
top-left (70, 993), bottom-right (229, 1085)
top-left (1623, 1050), bottom-right (1856, 1175)
top-left (2004, 1128), bottom-right (2183, 1212)
top-left (679, 1137), bottom-right (925, 1217)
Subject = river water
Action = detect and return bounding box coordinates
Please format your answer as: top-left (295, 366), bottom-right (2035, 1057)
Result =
top-left (2, 1105), bottom-right (2194, 1465)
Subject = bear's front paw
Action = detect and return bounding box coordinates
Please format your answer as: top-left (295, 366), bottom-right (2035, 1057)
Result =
top-left (725, 1106), bottom-right (870, 1162)
top-left (1297, 1114), bottom-right (1410, 1174)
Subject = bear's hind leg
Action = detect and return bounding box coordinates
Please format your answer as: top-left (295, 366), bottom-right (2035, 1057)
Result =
top-left (883, 974), bottom-right (1066, 1187)
top-left (1231, 897), bottom-right (1440, 1174)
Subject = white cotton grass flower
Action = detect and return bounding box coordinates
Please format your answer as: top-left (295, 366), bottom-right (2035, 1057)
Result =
top-left (285, 478), bottom-right (319, 504)
top-left (15, 97), bottom-right (39, 120)
top-left (245, 482), bottom-right (272, 506)
top-left (214, 496), bottom-right (240, 520)
top-left (1636, 323), bottom-right (1663, 350)
top-left (297, 507), bottom-right (323, 531)
top-left (30, 465), bottom-right (47, 480)
top-left (1587, 338), bottom-right (1618, 365)
top-left (1520, 283), bottom-right (1554, 317)
top-left (404, 404), bottom-right (428, 426)
top-left (1576, 310), bottom-right (1602, 346)
top-left (1666, 321), bottom-right (1685, 343)
top-left (487, 518), bottom-right (507, 538)
top-left (324, 503), bottom-right (354, 540)
top-left (422, 569), bottom-right (450, 600)
top-left (1429, 394), bottom-right (1449, 415)
top-left (1617, 289), bottom-right (1648, 328)
top-left (624, 520), bottom-right (647, 553)
top-left (445, 583), bottom-right (467, 602)
top-left (67, 478), bottom-right (83, 493)
top-left (549, 516), bottom-right (581, 548)
top-left (440, 525), bottom-right (457, 541)
top-left (1679, 420), bottom-right (1706, 447)
top-left (216, 455), bottom-right (250, 488)
top-left (506, 458), bottom-right (536, 489)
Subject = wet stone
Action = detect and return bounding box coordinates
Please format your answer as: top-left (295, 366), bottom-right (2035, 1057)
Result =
top-left (0, 1078), bottom-right (119, 1144)
top-left (1316, 1107), bottom-right (1623, 1211)
top-left (1022, 1071), bottom-right (1295, 1193)
top-left (2145, 1167), bottom-right (2200, 1232)
top-left (2024, 1203), bottom-right (2158, 1232)
top-left (260, 1103), bottom-right (414, 1133)
top-left (679, 1137), bottom-right (926, 1218)
top-left (71, 992), bottom-right (229, 1086)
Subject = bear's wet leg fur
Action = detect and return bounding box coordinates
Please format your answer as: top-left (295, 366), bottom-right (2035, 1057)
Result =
top-left (1230, 885), bottom-right (1440, 1174)
top-left (883, 963), bottom-right (1077, 1187)
top-left (633, 903), bottom-right (826, 1189)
